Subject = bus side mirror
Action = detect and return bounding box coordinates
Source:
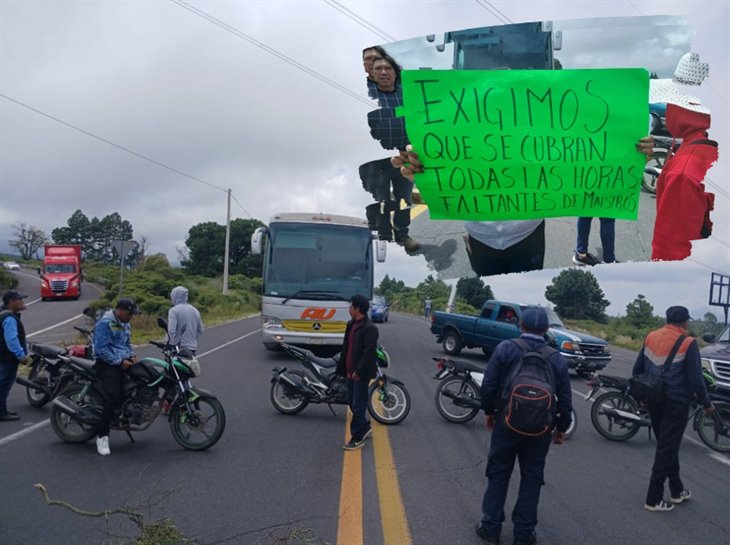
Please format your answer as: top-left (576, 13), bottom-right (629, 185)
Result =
top-left (375, 240), bottom-right (387, 263)
top-left (251, 227), bottom-right (266, 255)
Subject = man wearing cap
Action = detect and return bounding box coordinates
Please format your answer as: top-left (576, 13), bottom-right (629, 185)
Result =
top-left (0, 290), bottom-right (29, 421)
top-left (476, 307), bottom-right (572, 545)
top-left (91, 298), bottom-right (140, 455)
top-left (633, 305), bottom-right (714, 512)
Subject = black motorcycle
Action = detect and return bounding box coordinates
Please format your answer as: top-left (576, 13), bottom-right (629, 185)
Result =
top-left (49, 318), bottom-right (225, 451)
top-left (270, 342), bottom-right (411, 425)
top-left (433, 357), bottom-right (578, 438)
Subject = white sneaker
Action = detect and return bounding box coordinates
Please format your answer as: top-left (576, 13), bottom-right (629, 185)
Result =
top-left (96, 436), bottom-right (110, 456)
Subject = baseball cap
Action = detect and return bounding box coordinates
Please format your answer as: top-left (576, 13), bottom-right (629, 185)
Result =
top-left (2, 290), bottom-right (28, 305)
top-left (116, 297), bottom-right (141, 315)
top-left (666, 305), bottom-right (692, 323)
top-left (521, 307), bottom-right (549, 332)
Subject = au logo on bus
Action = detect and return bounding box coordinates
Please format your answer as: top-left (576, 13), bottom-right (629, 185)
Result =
top-left (300, 308), bottom-right (336, 320)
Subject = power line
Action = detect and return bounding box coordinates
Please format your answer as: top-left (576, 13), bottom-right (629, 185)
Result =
top-left (705, 176), bottom-right (730, 201)
top-left (323, 0), bottom-right (395, 42)
top-left (0, 93), bottom-right (228, 193)
top-left (473, 0), bottom-right (512, 25)
top-left (626, 0), bottom-right (644, 16)
top-left (231, 193), bottom-right (252, 218)
top-left (170, 0), bottom-right (373, 108)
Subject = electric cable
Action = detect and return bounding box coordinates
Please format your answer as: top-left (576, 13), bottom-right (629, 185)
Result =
top-left (323, 0), bottom-right (395, 42)
top-left (170, 0), bottom-right (373, 108)
top-left (473, 0), bottom-right (512, 25)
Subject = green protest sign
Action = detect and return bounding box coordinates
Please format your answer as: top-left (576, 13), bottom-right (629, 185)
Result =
top-left (397, 69), bottom-right (649, 221)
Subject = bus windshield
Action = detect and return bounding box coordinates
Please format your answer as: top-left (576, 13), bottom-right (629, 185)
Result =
top-left (263, 222), bottom-right (373, 300)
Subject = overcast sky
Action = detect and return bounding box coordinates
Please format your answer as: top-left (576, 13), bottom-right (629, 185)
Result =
top-left (1, 1), bottom-right (728, 317)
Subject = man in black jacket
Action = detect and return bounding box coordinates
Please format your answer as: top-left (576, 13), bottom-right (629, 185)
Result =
top-left (0, 290), bottom-right (29, 421)
top-left (336, 294), bottom-right (379, 450)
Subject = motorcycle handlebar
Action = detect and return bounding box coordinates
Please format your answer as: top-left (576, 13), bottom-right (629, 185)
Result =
top-left (73, 326), bottom-right (92, 336)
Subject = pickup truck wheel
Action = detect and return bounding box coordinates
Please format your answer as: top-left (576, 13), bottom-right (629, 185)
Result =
top-left (442, 332), bottom-right (462, 356)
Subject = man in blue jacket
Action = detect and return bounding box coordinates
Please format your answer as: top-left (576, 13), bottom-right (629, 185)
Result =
top-left (92, 298), bottom-right (140, 455)
top-left (477, 307), bottom-right (573, 545)
top-left (0, 290), bottom-right (29, 421)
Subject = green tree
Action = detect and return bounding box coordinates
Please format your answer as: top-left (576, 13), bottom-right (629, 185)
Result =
top-left (52, 210), bottom-right (134, 265)
top-left (9, 222), bottom-right (48, 260)
top-left (545, 269), bottom-right (609, 322)
top-left (183, 218), bottom-right (265, 277)
top-left (625, 294), bottom-right (656, 328)
top-left (456, 277), bottom-right (494, 309)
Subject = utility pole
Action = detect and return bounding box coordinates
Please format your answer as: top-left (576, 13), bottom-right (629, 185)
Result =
top-left (222, 188), bottom-right (231, 294)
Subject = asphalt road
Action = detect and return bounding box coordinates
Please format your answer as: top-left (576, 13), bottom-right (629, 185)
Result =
top-left (407, 188), bottom-right (656, 279)
top-left (1, 284), bottom-right (729, 545)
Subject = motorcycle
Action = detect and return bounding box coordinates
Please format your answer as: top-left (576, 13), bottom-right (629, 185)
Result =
top-left (49, 318), bottom-right (225, 451)
top-left (433, 357), bottom-right (578, 438)
top-left (270, 342), bottom-right (411, 425)
top-left (585, 372), bottom-right (730, 452)
top-left (18, 322), bottom-right (94, 408)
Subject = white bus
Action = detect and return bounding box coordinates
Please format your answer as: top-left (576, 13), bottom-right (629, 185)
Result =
top-left (251, 213), bottom-right (386, 350)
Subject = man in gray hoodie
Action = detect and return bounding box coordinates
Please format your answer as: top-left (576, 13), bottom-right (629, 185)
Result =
top-left (168, 286), bottom-right (204, 356)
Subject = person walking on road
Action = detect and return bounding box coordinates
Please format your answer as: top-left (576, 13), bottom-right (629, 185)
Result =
top-left (477, 307), bottom-right (573, 545)
top-left (92, 298), bottom-right (140, 455)
top-left (336, 294), bottom-right (379, 451)
top-left (633, 305), bottom-right (714, 512)
top-left (0, 290), bottom-right (29, 421)
top-left (168, 286), bottom-right (204, 356)
top-left (424, 298), bottom-right (432, 320)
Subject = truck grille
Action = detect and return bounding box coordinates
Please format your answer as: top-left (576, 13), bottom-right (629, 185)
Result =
top-left (711, 359), bottom-right (730, 381)
top-left (50, 280), bottom-right (68, 293)
top-left (579, 343), bottom-right (609, 357)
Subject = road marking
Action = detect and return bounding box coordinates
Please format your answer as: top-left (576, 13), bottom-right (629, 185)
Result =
top-left (0, 420), bottom-right (50, 447)
top-left (196, 329), bottom-right (261, 358)
top-left (373, 421), bottom-right (412, 545)
top-left (26, 314), bottom-right (85, 338)
top-left (410, 203), bottom-right (428, 220)
top-left (709, 453), bottom-right (730, 467)
top-left (336, 411), bottom-right (363, 545)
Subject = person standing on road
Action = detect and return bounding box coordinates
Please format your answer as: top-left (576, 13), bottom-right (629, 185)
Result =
top-left (0, 290), bottom-right (29, 421)
top-left (477, 307), bottom-right (573, 545)
top-left (336, 294), bottom-right (379, 451)
top-left (633, 305), bottom-right (714, 512)
top-left (168, 286), bottom-right (204, 356)
top-left (92, 298), bottom-right (140, 456)
top-left (424, 298), bottom-right (432, 320)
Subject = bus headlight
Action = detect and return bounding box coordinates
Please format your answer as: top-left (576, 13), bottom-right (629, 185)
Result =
top-left (262, 315), bottom-right (281, 327)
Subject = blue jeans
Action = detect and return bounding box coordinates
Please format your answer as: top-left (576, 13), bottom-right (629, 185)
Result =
top-left (0, 361), bottom-right (19, 414)
top-left (346, 378), bottom-right (370, 441)
top-left (576, 217), bottom-right (616, 262)
top-left (480, 419), bottom-right (552, 542)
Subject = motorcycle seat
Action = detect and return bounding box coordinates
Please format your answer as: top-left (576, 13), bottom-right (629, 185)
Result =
top-left (449, 359), bottom-right (488, 374)
top-left (32, 344), bottom-right (66, 359)
top-left (284, 344), bottom-right (338, 368)
top-left (67, 355), bottom-right (96, 373)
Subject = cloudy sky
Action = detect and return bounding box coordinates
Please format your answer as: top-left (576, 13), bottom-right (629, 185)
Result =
top-left (1, 1), bottom-right (728, 317)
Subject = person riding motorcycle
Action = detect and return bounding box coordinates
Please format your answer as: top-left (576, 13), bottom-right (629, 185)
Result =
top-left (92, 298), bottom-right (140, 456)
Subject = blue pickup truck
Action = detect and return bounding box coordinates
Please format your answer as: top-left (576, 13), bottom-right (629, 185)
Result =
top-left (430, 299), bottom-right (611, 376)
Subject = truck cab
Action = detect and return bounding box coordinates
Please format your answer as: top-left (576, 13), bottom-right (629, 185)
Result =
top-left (39, 244), bottom-right (83, 300)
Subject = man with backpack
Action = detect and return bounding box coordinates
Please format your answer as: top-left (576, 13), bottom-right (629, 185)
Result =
top-left (476, 307), bottom-right (572, 545)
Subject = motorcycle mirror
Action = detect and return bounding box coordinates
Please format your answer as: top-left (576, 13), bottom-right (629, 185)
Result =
top-left (157, 317), bottom-right (168, 331)
top-left (82, 307), bottom-right (94, 317)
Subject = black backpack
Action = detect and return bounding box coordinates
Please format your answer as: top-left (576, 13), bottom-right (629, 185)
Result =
top-left (501, 338), bottom-right (557, 437)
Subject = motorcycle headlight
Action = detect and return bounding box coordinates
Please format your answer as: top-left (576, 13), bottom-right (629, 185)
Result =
top-left (262, 315), bottom-right (281, 327)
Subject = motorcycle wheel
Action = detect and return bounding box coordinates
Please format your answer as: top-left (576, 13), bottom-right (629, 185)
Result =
top-left (641, 148), bottom-right (668, 194)
top-left (435, 377), bottom-right (480, 423)
top-left (590, 391), bottom-right (641, 441)
top-left (697, 401), bottom-right (730, 453)
top-left (368, 378), bottom-right (411, 425)
top-left (564, 409), bottom-right (578, 439)
top-left (170, 396), bottom-right (226, 451)
top-left (26, 359), bottom-right (51, 407)
top-left (270, 371), bottom-right (310, 415)
top-left (49, 384), bottom-right (101, 443)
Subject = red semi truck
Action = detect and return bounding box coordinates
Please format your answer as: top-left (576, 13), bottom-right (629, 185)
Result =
top-left (39, 244), bottom-right (83, 300)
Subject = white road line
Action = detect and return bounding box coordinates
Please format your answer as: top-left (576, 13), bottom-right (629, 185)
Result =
top-left (709, 453), bottom-right (730, 467)
top-left (26, 314), bottom-right (84, 338)
top-left (0, 328), bottom-right (262, 448)
top-left (0, 420), bottom-right (50, 447)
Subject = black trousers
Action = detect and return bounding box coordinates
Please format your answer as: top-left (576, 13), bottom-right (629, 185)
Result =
top-left (95, 362), bottom-right (124, 437)
top-left (465, 221), bottom-right (545, 277)
top-left (646, 398), bottom-right (690, 504)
